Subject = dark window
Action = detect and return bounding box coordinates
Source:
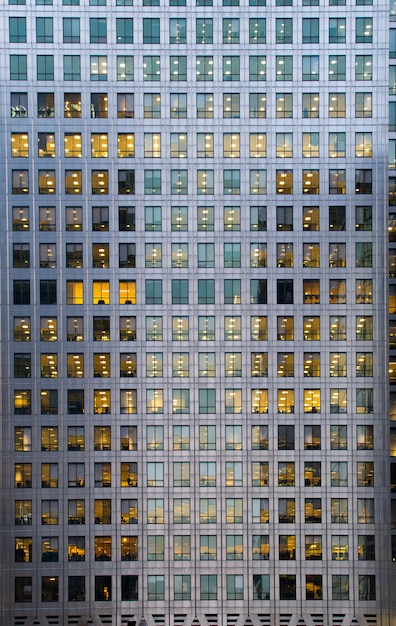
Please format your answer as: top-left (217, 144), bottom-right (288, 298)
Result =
top-left (95, 576), bottom-right (112, 601)
top-left (68, 576), bottom-right (85, 602)
top-left (118, 170), bottom-right (135, 194)
top-left (278, 425), bottom-right (294, 449)
top-left (13, 280), bottom-right (30, 305)
top-left (277, 279), bottom-right (293, 304)
top-left (121, 575), bottom-right (138, 600)
top-left (40, 280), bottom-right (57, 305)
top-left (280, 575), bottom-right (296, 600)
top-left (67, 389), bottom-right (84, 414)
top-left (15, 577), bottom-right (32, 602)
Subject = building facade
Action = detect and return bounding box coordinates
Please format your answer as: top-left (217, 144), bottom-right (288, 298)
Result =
top-left (0, 0), bottom-right (395, 625)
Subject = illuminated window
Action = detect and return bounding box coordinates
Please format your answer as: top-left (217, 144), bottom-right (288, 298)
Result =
top-left (91, 281), bottom-right (109, 305)
top-left (11, 133), bottom-right (29, 158)
top-left (63, 133), bottom-right (81, 158)
top-left (65, 170), bottom-right (82, 194)
top-left (65, 206), bottom-right (82, 231)
top-left (328, 93), bottom-right (346, 119)
top-left (276, 170), bottom-right (293, 194)
top-left (90, 133), bottom-right (108, 158)
top-left (276, 93), bottom-right (293, 118)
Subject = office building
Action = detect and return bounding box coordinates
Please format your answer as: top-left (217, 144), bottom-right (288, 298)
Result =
top-left (0, 0), bottom-right (395, 624)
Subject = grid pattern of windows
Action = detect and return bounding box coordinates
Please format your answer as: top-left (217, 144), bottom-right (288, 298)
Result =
top-left (1, 0), bottom-right (390, 624)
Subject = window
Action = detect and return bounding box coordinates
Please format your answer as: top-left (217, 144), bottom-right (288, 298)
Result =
top-left (196, 93), bottom-right (214, 118)
top-left (40, 352), bottom-right (58, 378)
top-left (276, 279), bottom-right (293, 305)
top-left (226, 535), bottom-right (243, 561)
top-left (304, 462), bottom-right (321, 487)
top-left (225, 279), bottom-right (241, 304)
top-left (11, 133), bottom-right (29, 159)
top-left (305, 497), bottom-right (322, 522)
top-left (252, 461), bottom-right (269, 486)
top-left (63, 56), bottom-right (81, 82)
top-left (332, 575), bottom-right (349, 600)
top-left (356, 55), bottom-right (372, 80)
top-left (172, 279), bottom-right (189, 304)
top-left (329, 132), bottom-right (346, 159)
top-left (143, 56), bottom-right (160, 81)
top-left (329, 93), bottom-right (346, 117)
top-left (252, 497), bottom-right (269, 523)
top-left (196, 18), bottom-right (213, 44)
top-left (223, 206), bottom-right (240, 231)
top-left (358, 535), bottom-right (375, 560)
top-left (306, 535), bottom-right (322, 560)
top-left (169, 18), bottom-right (186, 45)
top-left (171, 133), bottom-right (188, 158)
top-left (41, 499), bottom-right (58, 525)
top-left (37, 133), bottom-right (56, 159)
top-left (356, 205), bottom-right (372, 231)
top-left (173, 535), bottom-right (190, 560)
top-left (116, 18), bottom-right (133, 44)
top-left (276, 56), bottom-right (293, 80)
top-left (276, 170), bottom-right (293, 194)
top-left (302, 93), bottom-right (319, 118)
top-left (223, 56), bottom-right (240, 81)
top-left (173, 498), bottom-right (190, 523)
top-left (359, 575), bottom-right (376, 600)
top-left (15, 537), bottom-right (32, 562)
top-left (356, 352), bottom-right (373, 377)
top-left (117, 426), bottom-right (137, 454)
top-left (356, 17), bottom-right (373, 42)
top-left (94, 499), bottom-right (111, 524)
top-left (251, 535), bottom-right (270, 561)
top-left (66, 427), bottom-right (84, 453)
top-left (276, 18), bottom-right (292, 43)
top-left (226, 498), bottom-right (243, 523)
top-left (173, 461), bottom-right (190, 487)
top-left (227, 575), bottom-right (243, 600)
top-left (223, 18), bottom-right (239, 44)
top-left (172, 316), bottom-right (188, 341)
top-left (329, 18), bottom-right (346, 43)
top-left (174, 575), bottom-right (191, 601)
top-left (40, 280), bottom-right (57, 305)
top-left (95, 576), bottom-right (111, 602)
top-left (143, 18), bottom-right (160, 44)
top-left (200, 536), bottom-right (216, 560)
top-left (249, 56), bottom-right (266, 80)
top-left (10, 55), bottom-right (27, 81)
top-left (303, 55), bottom-right (319, 80)
top-left (303, 18), bottom-right (319, 43)
top-left (63, 17), bottom-right (79, 43)
top-left (225, 461), bottom-right (243, 487)
top-left (278, 463), bottom-right (295, 487)
top-left (250, 93), bottom-right (267, 118)
top-left (331, 461), bottom-right (348, 487)
top-left (302, 133), bottom-right (319, 158)
top-left (276, 133), bottom-right (293, 158)
top-left (170, 56), bottom-right (187, 81)
top-left (10, 17), bottom-right (26, 43)
top-left (64, 134), bottom-right (82, 159)
top-left (328, 55), bottom-right (346, 80)
top-left (306, 574), bottom-right (323, 600)
top-left (251, 389), bottom-right (268, 414)
top-left (121, 462), bottom-right (138, 487)
top-left (173, 426), bottom-right (190, 451)
top-left (11, 93), bottom-right (28, 119)
top-left (94, 462), bottom-right (111, 487)
top-left (356, 93), bottom-right (372, 118)
top-left (200, 575), bottom-right (217, 600)
top-left (200, 498), bottom-right (217, 523)
top-left (36, 18), bottom-right (53, 44)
